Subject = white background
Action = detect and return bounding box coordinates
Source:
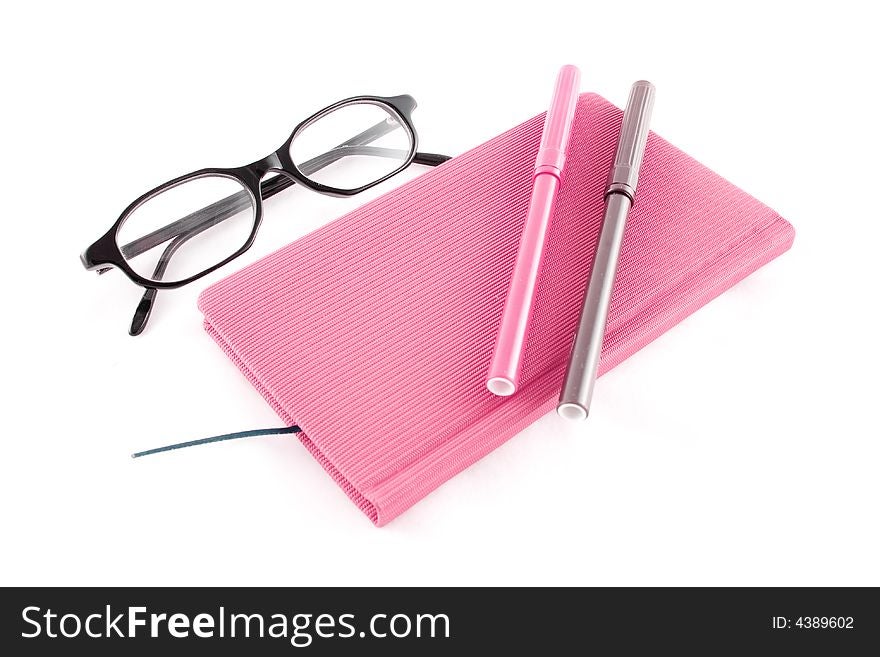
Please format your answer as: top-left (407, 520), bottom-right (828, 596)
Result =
top-left (1, 1), bottom-right (878, 586)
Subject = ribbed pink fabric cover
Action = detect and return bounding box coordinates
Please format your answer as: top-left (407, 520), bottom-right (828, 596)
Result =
top-left (198, 93), bottom-right (794, 526)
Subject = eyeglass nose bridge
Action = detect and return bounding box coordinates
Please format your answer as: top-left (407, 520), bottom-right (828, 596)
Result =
top-left (248, 152), bottom-right (284, 178)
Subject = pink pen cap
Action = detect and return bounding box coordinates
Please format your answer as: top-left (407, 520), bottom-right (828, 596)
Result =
top-left (487, 64), bottom-right (581, 396)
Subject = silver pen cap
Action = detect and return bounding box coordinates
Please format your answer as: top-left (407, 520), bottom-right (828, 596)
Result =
top-left (605, 80), bottom-right (655, 201)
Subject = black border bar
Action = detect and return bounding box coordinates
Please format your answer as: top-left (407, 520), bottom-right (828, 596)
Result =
top-left (2, 587), bottom-right (877, 654)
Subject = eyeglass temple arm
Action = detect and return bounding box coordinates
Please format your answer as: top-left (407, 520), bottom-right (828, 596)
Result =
top-left (127, 146), bottom-right (452, 335)
top-left (129, 232), bottom-right (193, 334)
top-left (120, 143), bottom-right (450, 262)
top-left (119, 144), bottom-right (449, 262)
top-left (413, 152), bottom-right (450, 166)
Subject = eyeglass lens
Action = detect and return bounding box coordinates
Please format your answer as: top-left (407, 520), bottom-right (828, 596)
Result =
top-left (291, 102), bottom-right (412, 191)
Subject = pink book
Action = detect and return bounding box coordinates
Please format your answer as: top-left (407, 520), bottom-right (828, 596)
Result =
top-left (198, 93), bottom-right (795, 526)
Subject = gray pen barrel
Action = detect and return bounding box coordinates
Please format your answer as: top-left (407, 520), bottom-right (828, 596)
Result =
top-left (557, 81), bottom-right (655, 421)
top-left (557, 194), bottom-right (631, 419)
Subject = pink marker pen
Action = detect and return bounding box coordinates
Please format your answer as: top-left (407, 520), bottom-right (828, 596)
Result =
top-left (487, 65), bottom-right (581, 396)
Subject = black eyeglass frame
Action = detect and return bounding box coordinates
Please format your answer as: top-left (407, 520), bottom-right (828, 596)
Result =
top-left (81, 94), bottom-right (446, 291)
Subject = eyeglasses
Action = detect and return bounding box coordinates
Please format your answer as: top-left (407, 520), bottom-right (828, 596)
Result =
top-left (81, 94), bottom-right (450, 335)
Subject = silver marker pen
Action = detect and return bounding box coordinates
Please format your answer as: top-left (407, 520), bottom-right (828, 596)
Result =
top-left (557, 81), bottom-right (655, 421)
